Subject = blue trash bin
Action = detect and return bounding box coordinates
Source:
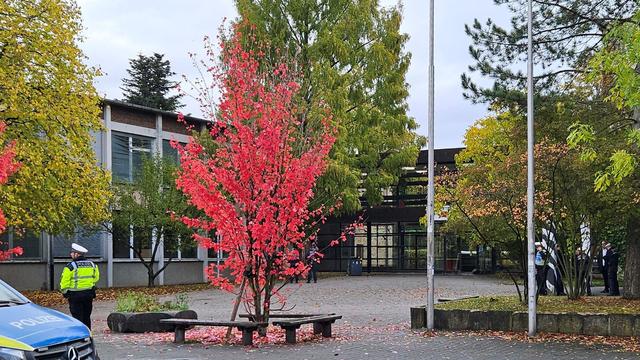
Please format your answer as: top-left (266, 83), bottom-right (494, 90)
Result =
top-left (348, 258), bottom-right (362, 276)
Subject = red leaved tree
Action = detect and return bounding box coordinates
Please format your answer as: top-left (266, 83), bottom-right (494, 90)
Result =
top-left (0, 122), bottom-right (21, 261)
top-left (175, 26), bottom-right (343, 325)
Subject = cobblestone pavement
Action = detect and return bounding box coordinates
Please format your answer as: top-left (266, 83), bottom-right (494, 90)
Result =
top-left (82, 274), bottom-right (638, 360)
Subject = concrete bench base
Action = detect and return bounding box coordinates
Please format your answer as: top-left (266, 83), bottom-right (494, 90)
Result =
top-left (410, 307), bottom-right (640, 337)
top-left (159, 319), bottom-right (267, 346)
top-left (273, 315), bottom-right (342, 344)
top-left (107, 310), bottom-right (197, 333)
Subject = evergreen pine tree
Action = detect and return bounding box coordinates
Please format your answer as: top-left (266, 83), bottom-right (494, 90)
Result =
top-left (121, 53), bottom-right (183, 111)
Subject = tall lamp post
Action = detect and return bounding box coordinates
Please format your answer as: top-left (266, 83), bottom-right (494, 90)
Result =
top-left (526, 0), bottom-right (537, 337)
top-left (426, 0), bottom-right (436, 331)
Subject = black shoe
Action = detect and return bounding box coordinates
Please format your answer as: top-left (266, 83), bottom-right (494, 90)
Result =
top-left (600, 290), bottom-right (609, 293)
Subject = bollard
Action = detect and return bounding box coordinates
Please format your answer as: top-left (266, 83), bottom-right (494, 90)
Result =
top-left (410, 306), bottom-right (426, 329)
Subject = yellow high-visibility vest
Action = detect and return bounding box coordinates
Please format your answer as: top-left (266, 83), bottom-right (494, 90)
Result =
top-left (60, 259), bottom-right (99, 293)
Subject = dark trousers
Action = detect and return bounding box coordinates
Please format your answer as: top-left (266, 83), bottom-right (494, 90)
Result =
top-left (601, 265), bottom-right (609, 291)
top-left (582, 274), bottom-right (592, 296)
top-left (555, 271), bottom-right (565, 295)
top-left (289, 261), bottom-right (299, 283)
top-left (68, 291), bottom-right (94, 329)
top-left (535, 265), bottom-right (547, 295)
top-left (307, 268), bottom-right (317, 283)
top-left (608, 268), bottom-right (620, 296)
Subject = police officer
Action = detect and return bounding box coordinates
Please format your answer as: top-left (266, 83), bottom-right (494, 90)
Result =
top-left (60, 243), bottom-right (99, 329)
top-left (534, 242), bottom-right (547, 295)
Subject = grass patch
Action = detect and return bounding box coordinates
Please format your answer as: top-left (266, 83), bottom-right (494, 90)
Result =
top-left (436, 295), bottom-right (640, 314)
top-left (115, 292), bottom-right (189, 312)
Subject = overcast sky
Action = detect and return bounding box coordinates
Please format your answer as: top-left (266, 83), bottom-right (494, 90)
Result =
top-left (76, 0), bottom-right (512, 148)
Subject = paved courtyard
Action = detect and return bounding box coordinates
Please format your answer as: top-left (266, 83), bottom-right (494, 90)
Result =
top-left (79, 274), bottom-right (638, 359)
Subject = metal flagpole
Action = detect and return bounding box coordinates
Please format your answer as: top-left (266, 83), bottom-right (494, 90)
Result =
top-left (426, 0), bottom-right (435, 331)
top-left (526, 0), bottom-right (537, 337)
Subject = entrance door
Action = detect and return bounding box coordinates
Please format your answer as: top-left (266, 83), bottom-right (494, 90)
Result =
top-left (370, 223), bottom-right (399, 271)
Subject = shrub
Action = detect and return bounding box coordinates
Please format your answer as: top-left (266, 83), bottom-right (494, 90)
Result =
top-left (115, 292), bottom-right (189, 312)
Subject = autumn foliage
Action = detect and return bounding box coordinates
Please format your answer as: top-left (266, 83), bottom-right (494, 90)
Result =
top-left (175, 27), bottom-right (342, 322)
top-left (0, 122), bottom-right (21, 261)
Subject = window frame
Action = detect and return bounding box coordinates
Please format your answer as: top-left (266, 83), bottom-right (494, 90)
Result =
top-left (111, 131), bottom-right (154, 183)
top-left (0, 228), bottom-right (43, 261)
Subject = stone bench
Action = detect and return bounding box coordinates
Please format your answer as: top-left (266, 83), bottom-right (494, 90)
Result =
top-left (107, 310), bottom-right (197, 333)
top-left (272, 315), bottom-right (342, 344)
top-left (159, 319), bottom-right (267, 346)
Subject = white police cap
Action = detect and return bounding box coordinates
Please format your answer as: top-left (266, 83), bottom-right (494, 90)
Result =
top-left (71, 243), bottom-right (88, 254)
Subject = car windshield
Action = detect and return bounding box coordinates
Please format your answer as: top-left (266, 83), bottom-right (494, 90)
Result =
top-left (0, 279), bottom-right (29, 304)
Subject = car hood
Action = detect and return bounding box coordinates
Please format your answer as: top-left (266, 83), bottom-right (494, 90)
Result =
top-left (0, 303), bottom-right (89, 349)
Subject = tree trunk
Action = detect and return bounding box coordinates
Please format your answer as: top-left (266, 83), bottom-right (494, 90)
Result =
top-left (626, 94), bottom-right (640, 299)
top-left (147, 265), bottom-right (155, 287)
top-left (226, 279), bottom-right (246, 341)
top-left (623, 213), bottom-right (640, 299)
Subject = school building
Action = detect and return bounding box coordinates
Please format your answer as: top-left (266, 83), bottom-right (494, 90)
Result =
top-left (0, 100), bottom-right (493, 291)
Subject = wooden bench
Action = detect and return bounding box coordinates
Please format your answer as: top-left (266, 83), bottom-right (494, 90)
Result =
top-left (272, 315), bottom-right (342, 344)
top-left (159, 319), bottom-right (267, 346)
top-left (238, 313), bottom-right (335, 321)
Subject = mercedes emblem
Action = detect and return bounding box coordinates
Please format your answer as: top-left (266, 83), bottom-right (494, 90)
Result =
top-left (67, 346), bottom-right (79, 360)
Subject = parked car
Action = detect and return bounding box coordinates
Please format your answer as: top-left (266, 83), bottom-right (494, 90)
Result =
top-left (0, 278), bottom-right (98, 359)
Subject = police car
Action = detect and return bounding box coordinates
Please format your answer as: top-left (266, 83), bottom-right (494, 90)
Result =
top-left (0, 278), bottom-right (98, 360)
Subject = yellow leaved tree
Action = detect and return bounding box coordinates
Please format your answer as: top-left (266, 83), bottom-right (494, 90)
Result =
top-left (0, 0), bottom-right (111, 234)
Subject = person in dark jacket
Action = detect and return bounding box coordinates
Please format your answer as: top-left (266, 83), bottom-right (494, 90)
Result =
top-left (306, 242), bottom-right (319, 283)
top-left (598, 240), bottom-right (610, 293)
top-left (575, 247), bottom-right (592, 296)
top-left (288, 252), bottom-right (300, 284)
top-left (604, 243), bottom-right (620, 296)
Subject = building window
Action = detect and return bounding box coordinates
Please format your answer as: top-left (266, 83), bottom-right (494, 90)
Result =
top-left (112, 132), bottom-right (153, 182)
top-left (53, 229), bottom-right (103, 258)
top-left (0, 229), bottom-right (42, 260)
top-left (162, 139), bottom-right (180, 165)
top-left (112, 221), bottom-right (131, 259)
top-left (132, 226), bottom-right (152, 258)
top-left (163, 229), bottom-right (197, 260)
top-left (112, 224), bottom-right (152, 259)
top-left (113, 220), bottom-right (195, 260)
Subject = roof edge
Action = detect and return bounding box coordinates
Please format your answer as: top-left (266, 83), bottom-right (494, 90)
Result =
top-left (102, 98), bottom-right (210, 124)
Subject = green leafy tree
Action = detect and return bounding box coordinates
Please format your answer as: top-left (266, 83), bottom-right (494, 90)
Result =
top-left (439, 113), bottom-right (556, 302)
top-left (121, 53), bottom-right (183, 111)
top-left (461, 0), bottom-right (640, 299)
top-left (462, 0), bottom-right (636, 105)
top-left (232, 0), bottom-right (424, 213)
top-left (441, 108), bottom-right (616, 301)
top-left (111, 155), bottom-right (194, 287)
top-left (568, 11), bottom-right (640, 298)
top-left (0, 0), bottom-right (111, 234)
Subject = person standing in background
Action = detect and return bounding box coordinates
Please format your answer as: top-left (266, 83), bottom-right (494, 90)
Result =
top-left (599, 240), bottom-right (610, 293)
top-left (604, 243), bottom-right (620, 296)
top-left (535, 242), bottom-right (547, 295)
top-left (306, 241), bottom-right (319, 283)
top-left (60, 243), bottom-right (99, 329)
top-left (575, 247), bottom-right (592, 296)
